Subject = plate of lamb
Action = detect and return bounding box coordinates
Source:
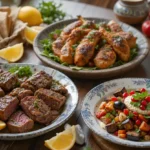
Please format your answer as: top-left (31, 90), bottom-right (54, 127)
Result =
top-left (0, 63), bottom-right (78, 140)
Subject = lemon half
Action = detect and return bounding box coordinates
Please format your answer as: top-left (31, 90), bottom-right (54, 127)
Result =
top-left (0, 43), bottom-right (24, 62)
top-left (45, 126), bottom-right (76, 150)
top-left (0, 120), bottom-right (6, 130)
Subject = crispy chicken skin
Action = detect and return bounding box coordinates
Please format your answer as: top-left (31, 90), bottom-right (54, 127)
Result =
top-left (52, 17), bottom-right (96, 57)
top-left (52, 17), bottom-right (84, 57)
top-left (99, 27), bottom-right (130, 62)
top-left (94, 44), bottom-right (116, 69)
top-left (116, 32), bottom-right (137, 48)
top-left (60, 28), bottom-right (90, 64)
top-left (74, 30), bottom-right (101, 66)
top-left (107, 20), bottom-right (122, 32)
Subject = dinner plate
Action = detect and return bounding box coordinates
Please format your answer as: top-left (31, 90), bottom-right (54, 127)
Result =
top-left (33, 18), bottom-right (149, 79)
top-left (0, 63), bottom-right (78, 140)
top-left (81, 78), bottom-right (150, 148)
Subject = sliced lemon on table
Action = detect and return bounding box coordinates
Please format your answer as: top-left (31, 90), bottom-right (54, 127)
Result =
top-left (0, 120), bottom-right (6, 130)
top-left (45, 126), bottom-right (76, 150)
top-left (0, 43), bottom-right (24, 62)
top-left (24, 26), bottom-right (44, 44)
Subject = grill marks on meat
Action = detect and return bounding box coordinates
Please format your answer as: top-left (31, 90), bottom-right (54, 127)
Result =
top-left (7, 110), bottom-right (34, 133)
top-left (94, 44), bottom-right (116, 69)
top-left (0, 95), bottom-right (19, 121)
top-left (0, 87), bottom-right (5, 97)
top-left (35, 88), bottom-right (66, 110)
top-left (0, 71), bottom-right (18, 92)
top-left (74, 30), bottom-right (101, 66)
top-left (20, 96), bottom-right (52, 125)
top-left (51, 80), bottom-right (68, 96)
top-left (21, 71), bottom-right (52, 92)
top-left (9, 88), bottom-right (33, 100)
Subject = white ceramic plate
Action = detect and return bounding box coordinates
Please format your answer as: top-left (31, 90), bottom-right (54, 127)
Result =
top-left (81, 78), bottom-right (150, 148)
top-left (0, 63), bottom-right (78, 140)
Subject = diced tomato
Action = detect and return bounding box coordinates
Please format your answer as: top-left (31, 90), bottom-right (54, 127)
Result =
top-left (96, 110), bottom-right (106, 119)
top-left (141, 100), bottom-right (147, 106)
top-left (140, 88), bottom-right (146, 93)
top-left (145, 96), bottom-right (150, 102)
top-left (131, 97), bottom-right (138, 102)
top-left (111, 97), bottom-right (118, 101)
top-left (122, 92), bottom-right (128, 98)
top-left (140, 105), bottom-right (146, 110)
top-left (138, 114), bottom-right (148, 122)
top-left (114, 131), bottom-right (118, 136)
top-left (136, 119), bottom-right (141, 126)
top-left (133, 112), bottom-right (138, 116)
top-left (129, 91), bottom-right (135, 95)
top-left (123, 109), bottom-right (129, 115)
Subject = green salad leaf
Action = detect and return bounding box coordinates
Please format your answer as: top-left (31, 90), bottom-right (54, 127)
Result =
top-left (9, 66), bottom-right (32, 78)
top-left (38, 1), bottom-right (66, 24)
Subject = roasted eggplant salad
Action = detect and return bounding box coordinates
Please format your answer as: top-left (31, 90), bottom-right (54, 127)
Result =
top-left (41, 16), bottom-right (138, 70)
top-left (96, 87), bottom-right (150, 141)
top-left (0, 66), bottom-right (68, 133)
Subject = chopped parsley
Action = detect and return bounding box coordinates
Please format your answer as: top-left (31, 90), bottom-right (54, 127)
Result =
top-left (33, 100), bottom-right (39, 109)
top-left (9, 66), bottom-right (32, 78)
top-left (38, 1), bottom-right (66, 24)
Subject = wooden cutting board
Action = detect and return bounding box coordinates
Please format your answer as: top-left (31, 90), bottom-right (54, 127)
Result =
top-left (92, 132), bottom-right (148, 150)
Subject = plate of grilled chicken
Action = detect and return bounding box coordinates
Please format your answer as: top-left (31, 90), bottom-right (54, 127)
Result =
top-left (0, 63), bottom-right (78, 140)
top-left (33, 16), bottom-right (149, 79)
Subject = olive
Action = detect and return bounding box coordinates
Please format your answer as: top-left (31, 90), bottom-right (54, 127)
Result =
top-left (114, 101), bottom-right (125, 110)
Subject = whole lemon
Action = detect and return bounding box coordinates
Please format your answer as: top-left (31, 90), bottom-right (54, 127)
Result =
top-left (18, 6), bottom-right (43, 26)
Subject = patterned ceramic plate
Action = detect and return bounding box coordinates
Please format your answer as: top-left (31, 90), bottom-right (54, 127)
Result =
top-left (33, 18), bottom-right (149, 79)
top-left (0, 63), bottom-right (78, 140)
top-left (81, 78), bottom-right (150, 148)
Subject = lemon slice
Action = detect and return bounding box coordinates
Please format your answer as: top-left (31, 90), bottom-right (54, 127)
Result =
top-left (0, 43), bottom-right (24, 62)
top-left (45, 126), bottom-right (76, 150)
top-left (24, 26), bottom-right (44, 44)
top-left (0, 120), bottom-right (6, 130)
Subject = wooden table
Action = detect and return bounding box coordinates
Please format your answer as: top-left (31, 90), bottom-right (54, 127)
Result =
top-left (0, 1), bottom-right (150, 150)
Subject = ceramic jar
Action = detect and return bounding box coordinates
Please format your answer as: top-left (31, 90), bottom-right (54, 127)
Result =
top-left (114, 0), bottom-right (149, 24)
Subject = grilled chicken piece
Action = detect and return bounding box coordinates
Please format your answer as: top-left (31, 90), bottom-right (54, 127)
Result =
top-left (60, 28), bottom-right (90, 64)
top-left (52, 17), bottom-right (84, 57)
top-left (99, 27), bottom-right (130, 62)
top-left (94, 44), bottom-right (116, 69)
top-left (74, 30), bottom-right (101, 66)
top-left (116, 32), bottom-right (137, 48)
top-left (107, 20), bottom-right (122, 32)
top-left (52, 17), bottom-right (96, 57)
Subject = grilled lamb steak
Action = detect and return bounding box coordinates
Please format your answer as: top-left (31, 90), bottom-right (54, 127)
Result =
top-left (35, 88), bottom-right (66, 110)
top-left (0, 95), bottom-right (19, 121)
top-left (51, 80), bottom-right (68, 96)
top-left (7, 110), bottom-right (34, 133)
top-left (9, 88), bottom-right (33, 100)
top-left (21, 71), bottom-right (52, 92)
top-left (20, 96), bottom-right (52, 125)
top-left (0, 87), bottom-right (5, 97)
top-left (51, 110), bottom-right (59, 121)
top-left (0, 71), bottom-right (18, 92)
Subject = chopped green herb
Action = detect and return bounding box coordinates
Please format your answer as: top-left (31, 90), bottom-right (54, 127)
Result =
top-left (111, 110), bottom-right (116, 115)
top-left (38, 1), bottom-right (66, 24)
top-left (130, 101), bottom-right (141, 107)
top-left (135, 128), bottom-right (140, 133)
top-left (105, 113), bottom-right (111, 118)
top-left (133, 91), bottom-right (148, 100)
top-left (83, 147), bottom-right (92, 150)
top-left (144, 115), bottom-right (150, 119)
top-left (128, 112), bottom-right (134, 118)
top-left (49, 29), bottom-right (62, 40)
top-left (146, 103), bottom-right (150, 110)
top-left (72, 44), bottom-right (78, 50)
top-left (34, 100), bottom-right (39, 109)
top-left (9, 66), bottom-right (32, 78)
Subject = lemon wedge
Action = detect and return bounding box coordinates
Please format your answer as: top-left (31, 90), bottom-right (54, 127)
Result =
top-left (24, 26), bottom-right (44, 44)
top-left (45, 126), bottom-right (76, 150)
top-left (0, 43), bottom-right (24, 62)
top-left (0, 120), bottom-right (6, 130)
